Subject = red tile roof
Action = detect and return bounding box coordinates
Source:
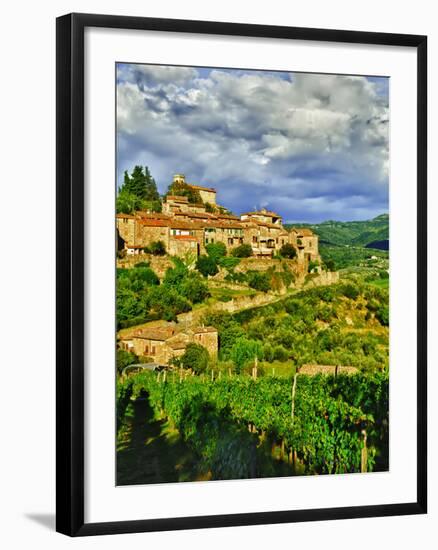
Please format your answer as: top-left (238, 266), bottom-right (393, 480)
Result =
top-left (188, 184), bottom-right (217, 193)
top-left (291, 227), bottom-right (314, 236)
top-left (166, 195), bottom-right (189, 202)
top-left (138, 219), bottom-right (169, 227)
top-left (116, 213), bottom-right (136, 219)
top-left (172, 235), bottom-right (199, 241)
top-left (133, 327), bottom-right (176, 341)
top-left (192, 326), bottom-right (218, 334)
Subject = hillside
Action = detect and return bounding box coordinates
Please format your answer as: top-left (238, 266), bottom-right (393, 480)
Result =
top-left (285, 214), bottom-right (389, 270)
top-left (287, 214), bottom-right (389, 248)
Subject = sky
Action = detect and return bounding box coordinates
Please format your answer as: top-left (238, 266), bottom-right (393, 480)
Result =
top-left (116, 63), bottom-right (389, 223)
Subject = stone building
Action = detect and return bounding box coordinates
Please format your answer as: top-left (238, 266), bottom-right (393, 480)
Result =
top-left (120, 323), bottom-right (218, 365)
top-left (290, 227), bottom-right (319, 262)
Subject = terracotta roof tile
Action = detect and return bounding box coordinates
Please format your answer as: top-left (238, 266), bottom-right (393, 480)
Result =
top-left (116, 213), bottom-right (136, 219)
top-left (187, 184), bottom-right (217, 193)
top-left (133, 327), bottom-right (176, 341)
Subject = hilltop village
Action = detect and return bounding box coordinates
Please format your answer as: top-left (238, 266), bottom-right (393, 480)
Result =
top-left (117, 174), bottom-right (333, 368)
top-left (117, 174), bottom-right (320, 264)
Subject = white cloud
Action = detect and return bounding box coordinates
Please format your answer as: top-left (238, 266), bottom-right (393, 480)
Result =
top-left (117, 64), bottom-right (389, 222)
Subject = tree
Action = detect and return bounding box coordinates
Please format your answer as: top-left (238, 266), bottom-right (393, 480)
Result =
top-left (279, 243), bottom-right (297, 259)
top-left (116, 189), bottom-right (143, 214)
top-left (143, 166), bottom-right (160, 201)
top-left (196, 255), bottom-right (219, 277)
top-left (117, 166), bottom-right (161, 213)
top-left (206, 242), bottom-right (227, 262)
top-left (231, 244), bottom-right (253, 258)
top-left (229, 338), bottom-right (263, 373)
top-left (180, 343), bottom-right (210, 374)
top-left (120, 165), bottom-right (159, 200)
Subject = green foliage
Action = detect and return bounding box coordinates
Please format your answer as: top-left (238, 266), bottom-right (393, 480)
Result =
top-left (207, 282), bottom-right (389, 373)
top-left (205, 242), bottom-right (227, 262)
top-left (196, 255), bottom-right (219, 277)
top-left (229, 338), bottom-right (263, 373)
top-left (205, 202), bottom-right (215, 213)
top-left (116, 190), bottom-right (143, 214)
top-left (116, 349), bottom-right (138, 375)
top-left (231, 244), bottom-right (253, 258)
top-left (319, 243), bottom-right (388, 270)
top-left (120, 369), bottom-right (389, 475)
top-left (375, 305), bottom-right (389, 326)
top-left (288, 214), bottom-right (389, 248)
top-left (341, 283), bottom-right (360, 300)
top-left (166, 180), bottom-right (202, 203)
top-left (279, 243), bottom-right (297, 259)
top-left (308, 260), bottom-right (319, 273)
top-left (117, 166), bottom-right (161, 214)
top-left (180, 343), bottom-right (210, 374)
top-left (218, 256), bottom-right (241, 270)
top-left (246, 271), bottom-right (271, 292)
top-left (121, 165), bottom-right (160, 201)
top-left (178, 272), bottom-right (210, 304)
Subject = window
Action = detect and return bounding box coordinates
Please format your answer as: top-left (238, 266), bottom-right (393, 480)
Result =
top-left (152, 346), bottom-right (156, 354)
top-left (228, 238), bottom-right (233, 245)
top-left (253, 236), bottom-right (258, 243)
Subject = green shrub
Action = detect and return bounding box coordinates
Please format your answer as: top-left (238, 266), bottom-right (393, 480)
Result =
top-left (231, 244), bottom-right (253, 258)
top-left (247, 271), bottom-right (271, 292)
top-left (180, 343), bottom-right (210, 374)
top-left (341, 283), bottom-right (360, 300)
top-left (206, 242), bottom-right (227, 261)
top-left (279, 243), bottom-right (297, 259)
top-left (376, 305), bottom-right (389, 326)
top-left (218, 256), bottom-right (241, 270)
top-left (196, 255), bottom-right (219, 277)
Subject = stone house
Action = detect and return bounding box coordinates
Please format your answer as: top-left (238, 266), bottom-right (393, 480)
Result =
top-left (241, 207), bottom-right (283, 226)
top-left (121, 323), bottom-right (218, 365)
top-left (290, 228), bottom-right (319, 262)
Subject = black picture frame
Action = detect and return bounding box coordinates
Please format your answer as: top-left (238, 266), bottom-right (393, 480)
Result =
top-left (56, 12), bottom-right (427, 537)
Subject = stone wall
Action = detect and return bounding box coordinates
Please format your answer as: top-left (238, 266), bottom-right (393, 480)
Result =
top-left (304, 270), bottom-right (340, 288)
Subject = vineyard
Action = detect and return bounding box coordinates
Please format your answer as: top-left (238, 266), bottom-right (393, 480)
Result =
top-left (117, 370), bottom-right (388, 482)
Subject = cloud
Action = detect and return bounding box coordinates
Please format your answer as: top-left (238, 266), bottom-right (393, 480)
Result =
top-left (117, 64), bottom-right (389, 222)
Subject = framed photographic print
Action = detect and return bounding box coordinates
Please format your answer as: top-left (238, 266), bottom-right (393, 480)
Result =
top-left (56, 13), bottom-right (427, 536)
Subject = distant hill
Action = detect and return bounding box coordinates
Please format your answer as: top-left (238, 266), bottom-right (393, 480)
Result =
top-left (286, 214), bottom-right (389, 250)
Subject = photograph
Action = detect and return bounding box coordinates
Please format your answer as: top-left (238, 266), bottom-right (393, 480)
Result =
top-left (115, 62), bottom-right (390, 485)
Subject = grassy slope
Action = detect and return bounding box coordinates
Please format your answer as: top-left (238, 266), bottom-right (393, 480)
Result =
top-left (287, 214), bottom-right (389, 247)
top-left (286, 214), bottom-right (389, 270)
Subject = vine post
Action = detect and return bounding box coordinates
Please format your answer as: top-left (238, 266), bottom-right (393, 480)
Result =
top-left (361, 429), bottom-right (368, 473)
